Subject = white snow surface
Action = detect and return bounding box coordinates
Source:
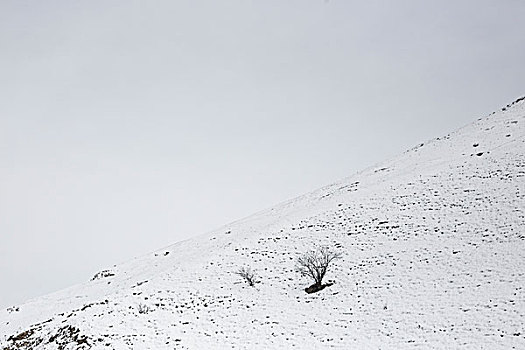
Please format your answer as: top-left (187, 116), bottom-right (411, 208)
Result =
top-left (1, 98), bottom-right (525, 349)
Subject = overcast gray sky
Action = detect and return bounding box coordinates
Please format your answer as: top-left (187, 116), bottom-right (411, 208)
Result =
top-left (1, 0), bottom-right (524, 308)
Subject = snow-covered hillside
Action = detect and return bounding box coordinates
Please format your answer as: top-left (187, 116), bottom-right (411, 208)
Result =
top-left (2, 97), bottom-right (524, 349)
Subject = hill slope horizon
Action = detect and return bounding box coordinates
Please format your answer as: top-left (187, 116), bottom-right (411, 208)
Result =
top-left (2, 96), bottom-right (525, 349)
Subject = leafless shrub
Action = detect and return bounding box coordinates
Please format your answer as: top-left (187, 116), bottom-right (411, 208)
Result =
top-left (235, 266), bottom-right (259, 287)
top-left (137, 303), bottom-right (152, 314)
top-left (296, 245), bottom-right (341, 293)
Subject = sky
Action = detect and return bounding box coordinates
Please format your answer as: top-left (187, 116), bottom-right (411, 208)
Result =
top-left (1, 0), bottom-right (524, 309)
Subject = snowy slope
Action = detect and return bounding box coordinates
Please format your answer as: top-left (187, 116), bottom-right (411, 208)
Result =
top-left (1, 97), bottom-right (525, 349)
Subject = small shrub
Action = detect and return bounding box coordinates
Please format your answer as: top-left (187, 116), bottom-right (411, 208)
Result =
top-left (235, 266), bottom-right (259, 287)
top-left (137, 304), bottom-right (152, 314)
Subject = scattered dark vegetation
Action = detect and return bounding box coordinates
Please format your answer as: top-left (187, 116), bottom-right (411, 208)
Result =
top-left (91, 269), bottom-right (115, 281)
top-left (5, 324), bottom-right (89, 350)
top-left (296, 246), bottom-right (341, 293)
top-left (4, 329), bottom-right (39, 350)
top-left (49, 325), bottom-right (89, 349)
top-left (235, 266), bottom-right (259, 287)
top-left (502, 95), bottom-right (525, 111)
top-left (6, 306), bottom-right (19, 313)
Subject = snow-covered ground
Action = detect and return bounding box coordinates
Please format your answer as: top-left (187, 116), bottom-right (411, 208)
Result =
top-left (1, 97), bottom-right (524, 349)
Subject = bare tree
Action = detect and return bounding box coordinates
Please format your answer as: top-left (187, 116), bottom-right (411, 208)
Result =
top-left (296, 245), bottom-right (341, 293)
top-left (235, 266), bottom-right (259, 287)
